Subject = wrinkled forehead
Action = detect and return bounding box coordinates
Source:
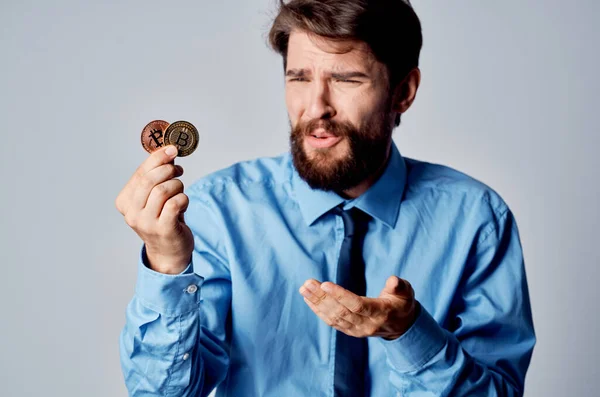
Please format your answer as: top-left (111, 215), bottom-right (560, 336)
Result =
top-left (286, 30), bottom-right (379, 72)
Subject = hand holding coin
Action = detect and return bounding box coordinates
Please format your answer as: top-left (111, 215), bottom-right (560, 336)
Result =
top-left (115, 145), bottom-right (193, 274)
top-left (114, 119), bottom-right (200, 274)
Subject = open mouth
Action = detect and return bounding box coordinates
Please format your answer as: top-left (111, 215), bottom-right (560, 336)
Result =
top-left (309, 128), bottom-right (339, 139)
top-left (306, 134), bottom-right (343, 149)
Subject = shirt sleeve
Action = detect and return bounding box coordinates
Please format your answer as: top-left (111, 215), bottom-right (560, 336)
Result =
top-left (119, 190), bottom-right (232, 396)
top-left (380, 208), bottom-right (536, 396)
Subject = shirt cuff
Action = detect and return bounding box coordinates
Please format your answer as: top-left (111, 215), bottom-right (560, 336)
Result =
top-left (135, 244), bottom-right (204, 316)
top-left (379, 301), bottom-right (447, 372)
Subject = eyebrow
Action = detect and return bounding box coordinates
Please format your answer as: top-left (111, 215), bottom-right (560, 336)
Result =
top-left (285, 69), bottom-right (369, 79)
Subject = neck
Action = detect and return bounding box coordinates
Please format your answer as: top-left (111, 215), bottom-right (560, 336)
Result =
top-left (339, 141), bottom-right (392, 199)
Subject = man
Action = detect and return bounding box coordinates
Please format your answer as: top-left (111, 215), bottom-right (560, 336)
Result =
top-left (116, 1), bottom-right (535, 396)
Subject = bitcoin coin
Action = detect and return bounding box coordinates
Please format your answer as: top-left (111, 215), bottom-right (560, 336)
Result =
top-left (164, 121), bottom-right (199, 157)
top-left (141, 120), bottom-right (170, 153)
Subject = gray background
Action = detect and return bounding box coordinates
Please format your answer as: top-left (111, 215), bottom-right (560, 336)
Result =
top-left (1, 0), bottom-right (598, 396)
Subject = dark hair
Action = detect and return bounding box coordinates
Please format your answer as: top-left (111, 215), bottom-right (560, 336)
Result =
top-left (268, 0), bottom-right (422, 126)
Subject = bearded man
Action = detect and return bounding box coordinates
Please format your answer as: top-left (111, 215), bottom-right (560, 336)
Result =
top-left (116, 1), bottom-right (536, 395)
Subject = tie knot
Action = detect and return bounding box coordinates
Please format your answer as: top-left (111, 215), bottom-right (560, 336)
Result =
top-left (334, 206), bottom-right (371, 238)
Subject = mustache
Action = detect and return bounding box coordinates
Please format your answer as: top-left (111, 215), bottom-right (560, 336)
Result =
top-left (296, 119), bottom-right (354, 138)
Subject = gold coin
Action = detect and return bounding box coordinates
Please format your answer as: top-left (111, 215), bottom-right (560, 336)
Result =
top-left (164, 121), bottom-right (199, 157)
top-left (141, 120), bottom-right (170, 153)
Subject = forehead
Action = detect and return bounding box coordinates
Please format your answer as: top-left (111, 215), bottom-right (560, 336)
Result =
top-left (286, 30), bottom-right (378, 72)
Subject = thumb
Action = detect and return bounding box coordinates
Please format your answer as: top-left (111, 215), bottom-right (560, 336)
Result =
top-left (380, 276), bottom-right (411, 297)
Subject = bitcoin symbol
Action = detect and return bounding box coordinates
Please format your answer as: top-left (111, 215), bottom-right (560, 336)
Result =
top-left (175, 131), bottom-right (189, 147)
top-left (141, 120), bottom-right (170, 154)
top-left (149, 129), bottom-right (164, 148)
top-left (163, 121), bottom-right (199, 157)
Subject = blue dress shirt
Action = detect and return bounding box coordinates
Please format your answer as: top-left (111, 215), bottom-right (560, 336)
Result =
top-left (119, 140), bottom-right (535, 396)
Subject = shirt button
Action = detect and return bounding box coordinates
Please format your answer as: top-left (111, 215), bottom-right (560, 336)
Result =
top-left (182, 352), bottom-right (190, 361)
top-left (185, 284), bottom-right (198, 294)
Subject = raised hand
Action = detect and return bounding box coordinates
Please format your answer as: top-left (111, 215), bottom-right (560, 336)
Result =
top-left (115, 145), bottom-right (193, 274)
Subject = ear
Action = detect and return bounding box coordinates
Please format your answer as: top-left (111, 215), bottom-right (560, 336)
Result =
top-left (391, 67), bottom-right (421, 114)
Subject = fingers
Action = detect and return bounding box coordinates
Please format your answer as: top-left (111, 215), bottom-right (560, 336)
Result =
top-left (299, 279), bottom-right (364, 331)
top-left (116, 145), bottom-right (182, 215)
top-left (320, 282), bottom-right (375, 317)
top-left (131, 162), bottom-right (183, 211)
top-left (144, 178), bottom-right (185, 218)
top-left (159, 192), bottom-right (190, 229)
top-left (135, 145), bottom-right (179, 179)
top-left (303, 297), bottom-right (354, 331)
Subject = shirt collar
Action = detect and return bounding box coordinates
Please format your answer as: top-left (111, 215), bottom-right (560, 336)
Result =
top-left (291, 140), bottom-right (407, 229)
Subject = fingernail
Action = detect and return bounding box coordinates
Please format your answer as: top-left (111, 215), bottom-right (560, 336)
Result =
top-left (165, 146), bottom-right (177, 156)
top-left (305, 282), bottom-right (317, 292)
top-left (299, 287), bottom-right (311, 297)
top-left (321, 283), bottom-right (332, 293)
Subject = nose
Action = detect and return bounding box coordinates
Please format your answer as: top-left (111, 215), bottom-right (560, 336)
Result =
top-left (305, 81), bottom-right (336, 120)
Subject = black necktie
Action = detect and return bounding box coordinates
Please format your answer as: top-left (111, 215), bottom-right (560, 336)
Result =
top-left (332, 206), bottom-right (371, 397)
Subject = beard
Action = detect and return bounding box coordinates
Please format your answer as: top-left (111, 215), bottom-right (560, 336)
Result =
top-left (290, 110), bottom-right (393, 193)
